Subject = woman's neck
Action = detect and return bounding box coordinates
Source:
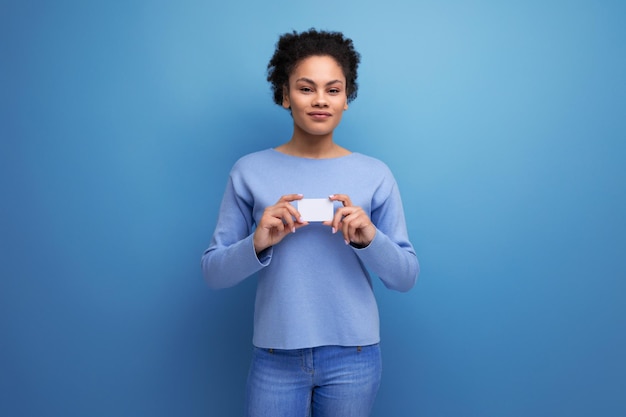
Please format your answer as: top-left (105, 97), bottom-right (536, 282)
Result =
top-left (275, 132), bottom-right (350, 159)
top-left (275, 139), bottom-right (351, 159)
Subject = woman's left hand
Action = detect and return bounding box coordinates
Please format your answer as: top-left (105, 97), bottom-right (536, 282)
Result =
top-left (324, 194), bottom-right (376, 247)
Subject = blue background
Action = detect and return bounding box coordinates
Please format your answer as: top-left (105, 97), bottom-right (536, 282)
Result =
top-left (2, 1), bottom-right (625, 416)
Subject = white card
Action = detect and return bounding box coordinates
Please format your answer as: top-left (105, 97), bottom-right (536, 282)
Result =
top-left (297, 198), bottom-right (334, 222)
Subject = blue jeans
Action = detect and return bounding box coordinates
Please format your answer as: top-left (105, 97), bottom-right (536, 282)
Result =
top-left (245, 344), bottom-right (382, 417)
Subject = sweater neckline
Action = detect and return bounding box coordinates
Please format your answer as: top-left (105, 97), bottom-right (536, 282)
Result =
top-left (269, 148), bottom-right (357, 161)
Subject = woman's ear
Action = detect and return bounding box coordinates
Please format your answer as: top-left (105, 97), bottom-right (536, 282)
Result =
top-left (282, 85), bottom-right (290, 109)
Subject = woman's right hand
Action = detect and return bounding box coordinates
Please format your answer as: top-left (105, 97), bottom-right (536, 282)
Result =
top-left (253, 194), bottom-right (308, 254)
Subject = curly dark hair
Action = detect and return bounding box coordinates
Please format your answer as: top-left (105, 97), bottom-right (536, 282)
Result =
top-left (267, 29), bottom-right (361, 106)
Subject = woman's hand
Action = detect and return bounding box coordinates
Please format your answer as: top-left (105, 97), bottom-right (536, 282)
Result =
top-left (253, 194), bottom-right (308, 253)
top-left (324, 194), bottom-right (376, 247)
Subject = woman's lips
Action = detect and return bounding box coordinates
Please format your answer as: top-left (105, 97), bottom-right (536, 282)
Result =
top-left (308, 111), bottom-right (332, 119)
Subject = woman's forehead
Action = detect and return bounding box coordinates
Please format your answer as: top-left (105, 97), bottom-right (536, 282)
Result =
top-left (290, 55), bottom-right (346, 81)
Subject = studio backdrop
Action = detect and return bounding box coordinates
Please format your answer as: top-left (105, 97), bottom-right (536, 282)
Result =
top-left (2, 1), bottom-right (625, 416)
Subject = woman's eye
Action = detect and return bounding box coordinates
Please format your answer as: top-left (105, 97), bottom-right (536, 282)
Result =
top-left (329, 89), bottom-right (340, 94)
top-left (300, 87), bottom-right (313, 93)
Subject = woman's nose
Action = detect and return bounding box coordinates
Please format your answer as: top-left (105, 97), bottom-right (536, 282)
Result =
top-left (312, 92), bottom-right (328, 107)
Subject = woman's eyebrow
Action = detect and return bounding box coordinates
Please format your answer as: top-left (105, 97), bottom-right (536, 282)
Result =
top-left (296, 77), bottom-right (344, 86)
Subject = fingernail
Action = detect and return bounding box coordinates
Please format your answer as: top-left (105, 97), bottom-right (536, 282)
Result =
top-left (332, 227), bottom-right (336, 234)
top-left (292, 227), bottom-right (296, 233)
top-left (344, 239), bottom-right (350, 245)
top-left (299, 217), bottom-right (305, 222)
top-left (328, 194), bottom-right (334, 199)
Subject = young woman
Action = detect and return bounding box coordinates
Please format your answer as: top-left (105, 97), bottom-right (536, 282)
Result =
top-left (202, 29), bottom-right (419, 417)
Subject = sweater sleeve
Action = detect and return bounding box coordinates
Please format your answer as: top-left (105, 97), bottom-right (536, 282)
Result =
top-left (353, 180), bottom-right (419, 292)
top-left (201, 173), bottom-right (271, 289)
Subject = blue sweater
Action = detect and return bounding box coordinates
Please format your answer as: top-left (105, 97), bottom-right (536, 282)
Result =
top-left (201, 149), bottom-right (419, 349)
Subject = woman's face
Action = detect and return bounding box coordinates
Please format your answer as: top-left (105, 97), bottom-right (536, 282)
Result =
top-left (282, 55), bottom-right (349, 139)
